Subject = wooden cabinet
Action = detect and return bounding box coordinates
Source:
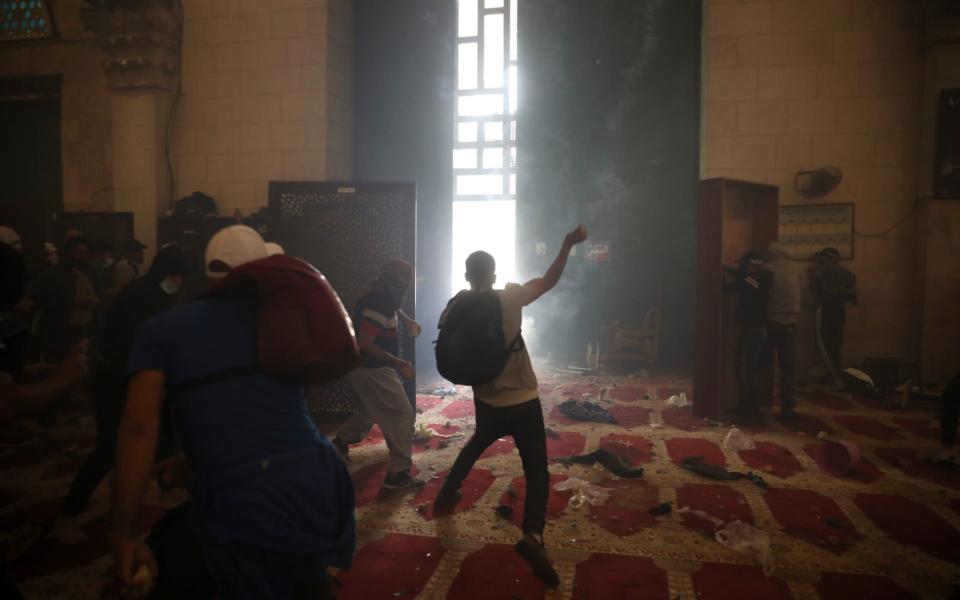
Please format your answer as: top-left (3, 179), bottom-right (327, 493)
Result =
top-left (694, 178), bottom-right (779, 419)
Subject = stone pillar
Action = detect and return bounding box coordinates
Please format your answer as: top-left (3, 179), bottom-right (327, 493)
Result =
top-left (84, 0), bottom-right (180, 260)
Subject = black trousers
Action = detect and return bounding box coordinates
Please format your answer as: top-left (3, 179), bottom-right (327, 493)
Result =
top-left (145, 503), bottom-right (335, 600)
top-left (941, 371), bottom-right (960, 447)
top-left (62, 364), bottom-right (125, 517)
top-left (63, 362), bottom-right (176, 516)
top-left (817, 305), bottom-right (845, 378)
top-left (735, 327), bottom-right (767, 417)
top-left (765, 322), bottom-right (796, 413)
top-left (443, 398), bottom-right (548, 535)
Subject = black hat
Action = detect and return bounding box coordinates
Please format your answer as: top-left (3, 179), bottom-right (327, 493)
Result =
top-left (816, 247), bottom-right (840, 260)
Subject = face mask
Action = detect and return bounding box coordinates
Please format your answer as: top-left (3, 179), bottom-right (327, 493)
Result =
top-left (159, 279), bottom-right (181, 295)
top-left (101, 258), bottom-right (114, 269)
top-left (381, 273), bottom-right (409, 296)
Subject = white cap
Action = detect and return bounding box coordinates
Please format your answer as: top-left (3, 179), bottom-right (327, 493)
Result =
top-left (265, 242), bottom-right (285, 256)
top-left (205, 225), bottom-right (269, 278)
top-left (0, 226), bottom-right (21, 251)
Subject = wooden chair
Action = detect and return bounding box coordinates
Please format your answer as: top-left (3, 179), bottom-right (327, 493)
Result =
top-left (605, 303), bottom-right (661, 368)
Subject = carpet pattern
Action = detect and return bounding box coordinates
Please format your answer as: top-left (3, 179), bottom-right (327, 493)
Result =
top-left (1, 370), bottom-right (958, 599)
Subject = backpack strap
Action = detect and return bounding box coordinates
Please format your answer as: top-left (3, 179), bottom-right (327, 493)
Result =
top-left (166, 364), bottom-right (261, 396)
top-left (160, 364), bottom-right (261, 446)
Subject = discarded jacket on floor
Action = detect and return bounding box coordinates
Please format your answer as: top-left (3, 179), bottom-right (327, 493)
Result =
top-left (559, 399), bottom-right (617, 424)
top-left (681, 456), bottom-right (769, 490)
top-left (649, 502), bottom-right (672, 516)
top-left (559, 448), bottom-right (644, 478)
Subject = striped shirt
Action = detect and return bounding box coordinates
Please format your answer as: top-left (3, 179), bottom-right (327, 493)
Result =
top-left (353, 289), bottom-right (401, 368)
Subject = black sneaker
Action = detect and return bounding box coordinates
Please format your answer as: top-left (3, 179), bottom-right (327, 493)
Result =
top-left (514, 533), bottom-right (560, 588)
top-left (433, 487), bottom-right (462, 511)
top-left (331, 437), bottom-right (351, 464)
top-left (383, 470), bottom-right (426, 490)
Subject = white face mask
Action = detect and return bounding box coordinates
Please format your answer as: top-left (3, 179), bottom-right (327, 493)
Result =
top-left (159, 279), bottom-right (181, 295)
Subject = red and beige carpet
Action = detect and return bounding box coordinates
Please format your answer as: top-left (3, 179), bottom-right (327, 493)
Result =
top-left (1, 371), bottom-right (958, 599)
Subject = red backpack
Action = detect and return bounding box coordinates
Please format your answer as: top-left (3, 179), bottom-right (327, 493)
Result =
top-left (203, 254), bottom-right (360, 385)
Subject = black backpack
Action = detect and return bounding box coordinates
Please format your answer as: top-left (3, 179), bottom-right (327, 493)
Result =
top-left (435, 290), bottom-right (522, 386)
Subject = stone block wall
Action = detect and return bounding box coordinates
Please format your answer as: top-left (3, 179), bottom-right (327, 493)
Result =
top-left (702, 0), bottom-right (925, 373)
top-left (0, 0), bottom-right (113, 213)
top-left (173, 0), bottom-right (353, 215)
top-left (917, 41), bottom-right (960, 383)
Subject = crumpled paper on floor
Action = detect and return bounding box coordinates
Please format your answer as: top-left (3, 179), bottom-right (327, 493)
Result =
top-left (555, 477), bottom-right (611, 507)
top-left (715, 520), bottom-right (774, 576)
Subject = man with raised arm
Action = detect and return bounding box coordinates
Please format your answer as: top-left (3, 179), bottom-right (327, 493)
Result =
top-left (434, 225), bottom-right (588, 588)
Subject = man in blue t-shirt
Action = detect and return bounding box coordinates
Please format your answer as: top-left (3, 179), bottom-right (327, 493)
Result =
top-left (111, 225), bottom-right (355, 599)
top-left (332, 259), bottom-right (424, 490)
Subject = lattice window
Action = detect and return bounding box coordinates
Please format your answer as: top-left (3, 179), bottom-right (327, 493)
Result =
top-left (0, 0), bottom-right (53, 42)
top-left (452, 0), bottom-right (518, 291)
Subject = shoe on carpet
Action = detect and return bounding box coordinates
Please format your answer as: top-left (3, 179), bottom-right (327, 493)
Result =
top-left (433, 487), bottom-right (462, 511)
top-left (331, 437), bottom-right (351, 464)
top-left (514, 533), bottom-right (560, 588)
top-left (383, 470), bottom-right (426, 490)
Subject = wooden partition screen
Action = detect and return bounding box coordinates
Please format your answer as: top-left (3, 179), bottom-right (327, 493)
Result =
top-left (694, 178), bottom-right (779, 419)
top-left (268, 181), bottom-right (418, 423)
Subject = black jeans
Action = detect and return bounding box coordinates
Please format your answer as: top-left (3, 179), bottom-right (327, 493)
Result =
top-left (941, 371), bottom-right (960, 447)
top-left (443, 398), bottom-right (548, 535)
top-left (145, 503), bottom-right (336, 600)
top-left (62, 363), bottom-right (126, 517)
top-left (817, 305), bottom-right (845, 378)
top-left (735, 327), bottom-right (767, 417)
top-left (766, 322), bottom-right (796, 414)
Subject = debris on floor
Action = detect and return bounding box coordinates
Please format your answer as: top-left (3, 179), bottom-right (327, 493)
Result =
top-left (555, 477), bottom-right (611, 507)
top-left (677, 506), bottom-right (724, 527)
top-left (681, 456), bottom-right (769, 490)
top-left (715, 520), bottom-right (774, 576)
top-left (722, 426), bottom-right (755, 451)
top-left (648, 502), bottom-right (672, 516)
top-left (559, 448), bottom-right (645, 478)
top-left (559, 399), bottom-right (617, 424)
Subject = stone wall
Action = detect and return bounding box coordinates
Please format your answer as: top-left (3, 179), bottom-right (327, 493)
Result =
top-left (917, 30), bottom-right (960, 383)
top-left (0, 0), bottom-right (113, 212)
top-left (702, 0), bottom-right (926, 374)
top-left (1, 0), bottom-right (351, 253)
top-left (172, 0), bottom-right (353, 215)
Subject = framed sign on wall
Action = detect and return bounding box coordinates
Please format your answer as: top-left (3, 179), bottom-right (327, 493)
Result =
top-left (778, 203), bottom-right (855, 260)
